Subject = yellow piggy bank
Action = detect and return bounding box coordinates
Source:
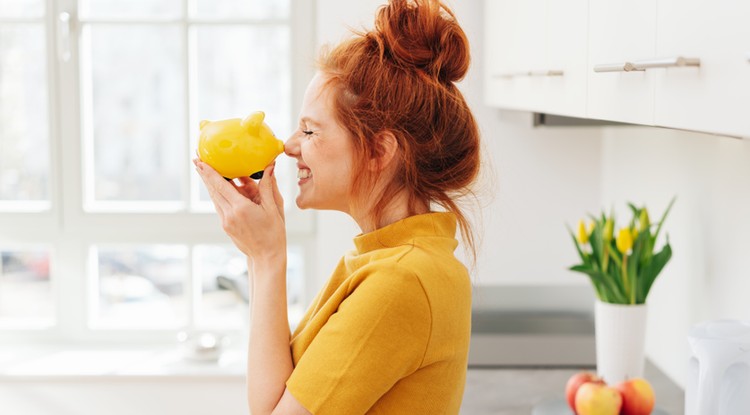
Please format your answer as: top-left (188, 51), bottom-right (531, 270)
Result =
top-left (198, 111), bottom-right (285, 179)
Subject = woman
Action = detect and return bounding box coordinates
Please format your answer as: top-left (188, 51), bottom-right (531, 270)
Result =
top-left (194, 0), bottom-right (480, 413)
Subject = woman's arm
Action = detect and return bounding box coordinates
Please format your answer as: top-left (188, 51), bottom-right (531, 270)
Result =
top-left (194, 160), bottom-right (310, 414)
top-left (247, 255), bottom-right (293, 414)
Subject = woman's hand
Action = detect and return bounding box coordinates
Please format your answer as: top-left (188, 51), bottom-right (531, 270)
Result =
top-left (194, 158), bottom-right (286, 262)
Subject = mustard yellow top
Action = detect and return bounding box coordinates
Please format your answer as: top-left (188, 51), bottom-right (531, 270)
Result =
top-left (286, 212), bottom-right (472, 414)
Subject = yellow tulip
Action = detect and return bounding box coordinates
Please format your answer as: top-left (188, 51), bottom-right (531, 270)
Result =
top-left (639, 208), bottom-right (650, 232)
top-left (603, 219), bottom-right (614, 242)
top-left (616, 228), bottom-right (634, 254)
top-left (577, 220), bottom-right (590, 244)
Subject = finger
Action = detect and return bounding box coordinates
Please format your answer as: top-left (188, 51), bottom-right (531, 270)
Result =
top-left (195, 168), bottom-right (226, 218)
top-left (259, 164), bottom-right (283, 215)
top-left (233, 176), bottom-right (261, 202)
top-left (258, 164), bottom-right (276, 209)
top-left (197, 161), bottom-right (246, 206)
top-left (195, 162), bottom-right (233, 213)
top-left (270, 169), bottom-right (285, 219)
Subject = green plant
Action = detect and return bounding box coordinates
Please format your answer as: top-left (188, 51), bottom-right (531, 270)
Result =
top-left (568, 198), bottom-right (675, 305)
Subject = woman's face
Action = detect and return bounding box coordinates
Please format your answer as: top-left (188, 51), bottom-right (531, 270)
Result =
top-left (284, 73), bottom-right (356, 212)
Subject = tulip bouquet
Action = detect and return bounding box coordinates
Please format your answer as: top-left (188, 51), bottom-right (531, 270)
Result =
top-left (568, 199), bottom-right (675, 305)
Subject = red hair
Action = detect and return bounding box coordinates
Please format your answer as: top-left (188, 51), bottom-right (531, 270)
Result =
top-left (319, 0), bottom-right (481, 259)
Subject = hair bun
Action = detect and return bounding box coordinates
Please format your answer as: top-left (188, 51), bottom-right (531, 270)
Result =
top-left (373, 0), bottom-right (470, 83)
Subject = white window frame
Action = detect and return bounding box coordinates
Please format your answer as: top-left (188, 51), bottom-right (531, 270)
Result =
top-left (0, 0), bottom-right (317, 346)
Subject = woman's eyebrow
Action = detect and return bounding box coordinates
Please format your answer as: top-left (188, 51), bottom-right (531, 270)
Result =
top-left (300, 117), bottom-right (321, 127)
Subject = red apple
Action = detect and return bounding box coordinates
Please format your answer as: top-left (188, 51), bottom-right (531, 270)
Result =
top-left (565, 372), bottom-right (604, 413)
top-left (575, 382), bottom-right (623, 415)
top-left (615, 377), bottom-right (655, 415)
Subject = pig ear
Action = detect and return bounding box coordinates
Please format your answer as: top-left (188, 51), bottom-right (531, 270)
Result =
top-left (199, 120), bottom-right (210, 129)
top-left (240, 111), bottom-right (265, 136)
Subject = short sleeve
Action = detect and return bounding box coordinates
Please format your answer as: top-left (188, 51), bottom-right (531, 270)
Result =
top-left (286, 267), bottom-right (432, 415)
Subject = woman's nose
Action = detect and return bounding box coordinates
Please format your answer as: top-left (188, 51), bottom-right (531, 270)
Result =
top-left (284, 135), bottom-right (300, 157)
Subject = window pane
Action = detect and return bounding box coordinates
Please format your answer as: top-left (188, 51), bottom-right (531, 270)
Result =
top-left (192, 0), bottom-right (289, 20)
top-left (192, 25), bottom-right (290, 203)
top-left (0, 0), bottom-right (44, 18)
top-left (0, 249), bottom-right (53, 328)
top-left (194, 245), bottom-right (247, 329)
top-left (194, 245), bottom-right (305, 329)
top-left (93, 245), bottom-right (188, 329)
top-left (79, 0), bottom-right (181, 19)
top-left (0, 25), bottom-right (49, 205)
top-left (84, 25), bottom-right (186, 204)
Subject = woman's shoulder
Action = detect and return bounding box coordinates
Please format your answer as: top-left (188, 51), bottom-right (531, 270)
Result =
top-left (351, 245), bottom-right (471, 301)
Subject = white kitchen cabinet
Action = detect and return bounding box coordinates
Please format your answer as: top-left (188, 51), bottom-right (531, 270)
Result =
top-left (483, 0), bottom-right (587, 116)
top-left (587, 0), bottom-right (657, 125)
top-left (654, 0), bottom-right (750, 138)
top-left (484, 0), bottom-right (546, 111)
top-left (484, 0), bottom-right (750, 138)
top-left (541, 0), bottom-right (588, 117)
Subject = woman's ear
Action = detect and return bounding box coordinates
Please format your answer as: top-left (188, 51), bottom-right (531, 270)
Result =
top-left (369, 131), bottom-right (399, 171)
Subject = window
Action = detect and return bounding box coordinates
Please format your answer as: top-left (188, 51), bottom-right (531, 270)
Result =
top-left (0, 0), bottom-right (315, 344)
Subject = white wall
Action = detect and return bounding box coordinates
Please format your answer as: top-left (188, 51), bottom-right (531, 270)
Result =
top-left (310, 0), bottom-right (605, 293)
top-left (601, 126), bottom-right (750, 388)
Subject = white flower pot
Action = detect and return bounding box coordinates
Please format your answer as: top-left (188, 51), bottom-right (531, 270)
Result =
top-left (595, 300), bottom-right (648, 384)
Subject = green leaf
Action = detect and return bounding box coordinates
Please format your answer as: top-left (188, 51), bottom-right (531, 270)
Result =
top-left (652, 196), bottom-right (676, 244)
top-left (627, 237), bottom-right (642, 304)
top-left (589, 221), bottom-right (603, 267)
top-left (608, 242), bottom-right (623, 268)
top-left (641, 241), bottom-right (673, 300)
top-left (602, 269), bottom-right (628, 304)
top-left (627, 202), bottom-right (640, 218)
top-left (570, 265), bottom-right (605, 301)
top-left (632, 230), bottom-right (650, 302)
top-left (639, 226), bottom-right (654, 265)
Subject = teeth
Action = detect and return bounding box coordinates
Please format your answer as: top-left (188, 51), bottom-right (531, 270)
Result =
top-left (297, 169), bottom-right (312, 179)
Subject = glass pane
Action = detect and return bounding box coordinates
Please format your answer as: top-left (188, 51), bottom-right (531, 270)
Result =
top-left (194, 245), bottom-right (247, 329)
top-left (194, 245), bottom-right (305, 329)
top-left (93, 245), bottom-right (188, 328)
top-left (192, 25), bottom-right (290, 203)
top-left (192, 0), bottom-right (289, 20)
top-left (85, 24), bottom-right (186, 203)
top-left (0, 249), bottom-right (54, 328)
top-left (0, 0), bottom-right (44, 18)
top-left (79, 0), bottom-right (181, 19)
top-left (0, 25), bottom-right (49, 204)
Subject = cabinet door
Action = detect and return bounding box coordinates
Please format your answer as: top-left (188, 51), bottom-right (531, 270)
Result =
top-left (542, 0), bottom-right (588, 117)
top-left (484, 0), bottom-right (546, 112)
top-left (654, 0), bottom-right (750, 138)
top-left (587, 0), bottom-right (657, 125)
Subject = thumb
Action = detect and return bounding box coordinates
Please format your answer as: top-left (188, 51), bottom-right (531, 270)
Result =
top-left (259, 164), bottom-right (278, 210)
top-left (270, 168), bottom-right (285, 218)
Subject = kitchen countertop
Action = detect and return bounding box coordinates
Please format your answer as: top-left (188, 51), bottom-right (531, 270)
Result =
top-left (1, 346), bottom-right (684, 414)
top-left (461, 361), bottom-right (684, 415)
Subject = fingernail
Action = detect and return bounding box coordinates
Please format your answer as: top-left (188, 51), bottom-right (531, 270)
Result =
top-left (269, 165), bottom-right (275, 177)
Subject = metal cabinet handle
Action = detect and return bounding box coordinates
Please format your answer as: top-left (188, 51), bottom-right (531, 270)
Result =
top-left (633, 56), bottom-right (700, 69)
top-left (495, 70), bottom-right (564, 78)
top-left (593, 62), bottom-right (641, 72)
top-left (594, 56), bottom-right (700, 73)
top-left (57, 12), bottom-right (71, 62)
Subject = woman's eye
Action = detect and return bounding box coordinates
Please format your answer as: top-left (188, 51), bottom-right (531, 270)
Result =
top-left (302, 130), bottom-right (314, 136)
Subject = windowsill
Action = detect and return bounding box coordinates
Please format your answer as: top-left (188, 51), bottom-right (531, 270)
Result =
top-left (0, 345), bottom-right (246, 381)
